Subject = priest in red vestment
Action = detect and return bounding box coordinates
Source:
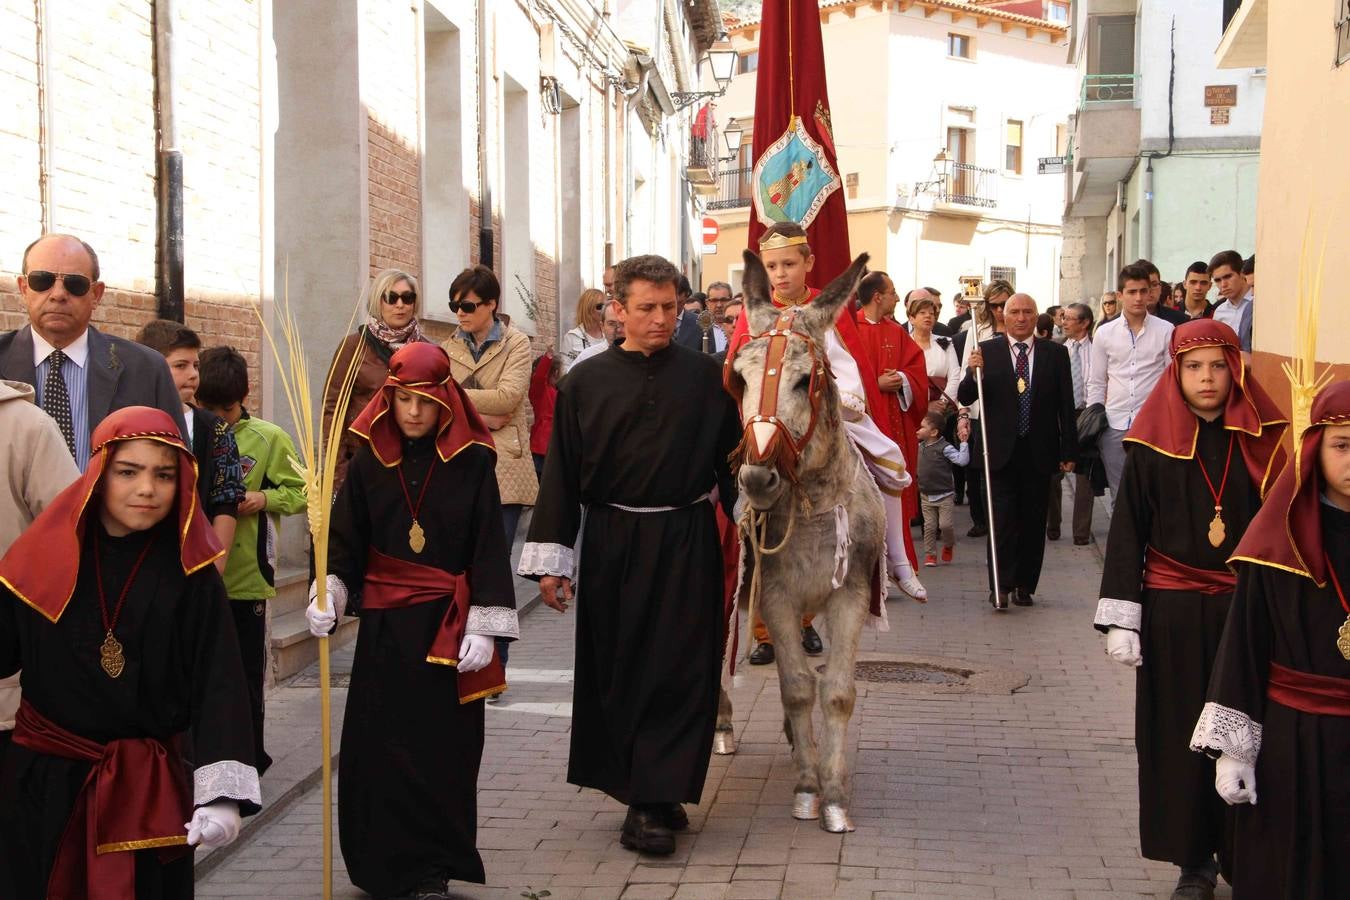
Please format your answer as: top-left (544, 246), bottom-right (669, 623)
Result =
top-left (853, 272), bottom-right (928, 568)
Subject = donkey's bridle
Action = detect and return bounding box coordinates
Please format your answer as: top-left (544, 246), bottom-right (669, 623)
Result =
top-left (725, 307), bottom-right (828, 482)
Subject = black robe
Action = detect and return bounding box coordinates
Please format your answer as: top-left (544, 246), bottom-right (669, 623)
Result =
top-left (523, 343), bottom-right (740, 807)
top-left (1096, 417), bottom-right (1258, 868)
top-left (0, 520), bottom-right (259, 900)
top-left (328, 438), bottom-right (515, 896)
top-left (1195, 503), bottom-right (1350, 899)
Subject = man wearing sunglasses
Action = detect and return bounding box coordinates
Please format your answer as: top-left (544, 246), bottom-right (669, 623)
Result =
top-left (0, 234), bottom-right (186, 470)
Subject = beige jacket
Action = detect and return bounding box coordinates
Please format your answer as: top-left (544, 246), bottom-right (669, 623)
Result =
top-left (442, 324), bottom-right (539, 507)
top-left (0, 380), bottom-right (81, 729)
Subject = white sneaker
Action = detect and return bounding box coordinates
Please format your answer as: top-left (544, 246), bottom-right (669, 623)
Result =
top-left (891, 569), bottom-right (928, 602)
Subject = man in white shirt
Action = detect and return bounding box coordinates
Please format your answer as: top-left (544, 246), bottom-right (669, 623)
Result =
top-left (1085, 263), bottom-right (1174, 496)
top-left (1208, 249), bottom-right (1253, 353)
top-left (570, 299), bottom-right (626, 370)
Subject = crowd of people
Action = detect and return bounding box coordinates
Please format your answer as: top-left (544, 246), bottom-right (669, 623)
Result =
top-left (0, 227), bottom-right (1341, 900)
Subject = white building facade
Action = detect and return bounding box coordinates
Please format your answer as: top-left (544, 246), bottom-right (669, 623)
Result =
top-left (1061, 0), bottom-right (1264, 304)
top-left (703, 0), bottom-right (1076, 311)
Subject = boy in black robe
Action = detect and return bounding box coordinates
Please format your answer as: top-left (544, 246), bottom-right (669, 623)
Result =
top-left (306, 342), bottom-right (516, 899)
top-left (0, 406), bottom-right (260, 900)
top-left (1094, 320), bottom-right (1286, 900)
top-left (1191, 380), bottom-right (1350, 899)
top-left (519, 254), bottom-right (741, 855)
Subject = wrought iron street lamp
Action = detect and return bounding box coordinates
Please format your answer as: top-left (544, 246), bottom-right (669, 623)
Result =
top-left (721, 117), bottom-right (743, 162)
top-left (672, 32), bottom-right (739, 109)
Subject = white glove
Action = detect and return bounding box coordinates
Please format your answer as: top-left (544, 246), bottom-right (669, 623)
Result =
top-left (1105, 627), bottom-right (1142, 667)
top-left (306, 575), bottom-right (348, 638)
top-left (185, 801), bottom-right (242, 850)
top-left (458, 633), bottom-right (495, 673)
top-left (1215, 754), bottom-right (1257, 806)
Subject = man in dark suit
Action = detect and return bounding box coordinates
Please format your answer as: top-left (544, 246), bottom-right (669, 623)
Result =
top-left (0, 234), bottom-right (185, 470)
top-left (957, 293), bottom-right (1077, 610)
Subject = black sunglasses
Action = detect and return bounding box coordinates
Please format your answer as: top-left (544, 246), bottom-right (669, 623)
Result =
top-left (383, 290), bottom-right (417, 306)
top-left (594, 303), bottom-right (606, 311)
top-left (987, 301), bottom-right (1006, 310)
top-left (26, 270), bottom-right (92, 297)
top-left (449, 299), bottom-right (491, 314)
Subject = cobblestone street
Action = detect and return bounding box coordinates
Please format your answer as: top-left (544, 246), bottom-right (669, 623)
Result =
top-left (197, 497), bottom-right (1224, 899)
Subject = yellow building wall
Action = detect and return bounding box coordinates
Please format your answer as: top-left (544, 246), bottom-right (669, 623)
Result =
top-left (1251, 11), bottom-right (1350, 398)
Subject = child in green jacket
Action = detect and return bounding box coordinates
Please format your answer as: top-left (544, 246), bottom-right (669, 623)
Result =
top-left (198, 346), bottom-right (307, 773)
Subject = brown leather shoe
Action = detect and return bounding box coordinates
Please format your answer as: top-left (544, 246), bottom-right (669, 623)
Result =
top-left (621, 806), bottom-right (676, 855)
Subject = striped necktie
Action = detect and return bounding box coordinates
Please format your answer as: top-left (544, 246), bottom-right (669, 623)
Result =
top-left (1070, 341), bottom-right (1084, 409)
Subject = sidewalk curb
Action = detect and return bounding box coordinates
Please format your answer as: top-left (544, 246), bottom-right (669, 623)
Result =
top-left (195, 590), bottom-right (544, 880)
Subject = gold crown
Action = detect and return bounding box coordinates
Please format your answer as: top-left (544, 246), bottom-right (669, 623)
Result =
top-left (758, 232), bottom-right (809, 252)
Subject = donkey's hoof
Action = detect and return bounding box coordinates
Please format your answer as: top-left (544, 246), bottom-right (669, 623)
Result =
top-left (792, 792), bottom-right (821, 820)
top-left (820, 803), bottom-right (855, 833)
top-left (712, 727), bottom-right (737, 755)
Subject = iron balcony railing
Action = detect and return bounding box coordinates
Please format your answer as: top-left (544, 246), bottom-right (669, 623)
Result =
top-left (708, 165), bottom-right (753, 210)
top-left (940, 162), bottom-right (998, 208)
top-left (687, 133), bottom-right (719, 184)
top-left (1080, 73), bottom-right (1138, 107)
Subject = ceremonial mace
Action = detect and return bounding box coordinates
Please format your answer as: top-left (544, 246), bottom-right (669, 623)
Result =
top-left (968, 300), bottom-right (1003, 607)
top-left (254, 268), bottom-right (364, 900)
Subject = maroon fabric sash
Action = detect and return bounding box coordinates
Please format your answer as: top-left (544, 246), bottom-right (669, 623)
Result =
top-left (1268, 661), bottom-right (1350, 716)
top-left (1142, 547), bottom-right (1236, 595)
top-left (361, 547), bottom-right (506, 703)
top-left (12, 701), bottom-right (191, 900)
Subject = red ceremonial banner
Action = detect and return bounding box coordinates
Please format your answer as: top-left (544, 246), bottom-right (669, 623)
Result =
top-left (748, 0), bottom-right (851, 285)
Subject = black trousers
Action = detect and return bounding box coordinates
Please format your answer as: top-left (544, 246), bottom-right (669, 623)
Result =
top-left (967, 419), bottom-right (987, 528)
top-left (229, 600), bottom-right (272, 774)
top-left (986, 437), bottom-right (1053, 595)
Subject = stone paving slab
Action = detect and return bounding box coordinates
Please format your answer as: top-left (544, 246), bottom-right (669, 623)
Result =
top-left (197, 488), bottom-right (1232, 898)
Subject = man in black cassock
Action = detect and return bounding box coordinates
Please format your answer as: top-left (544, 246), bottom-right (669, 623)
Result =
top-left (519, 254), bottom-right (741, 856)
top-left (1094, 320), bottom-right (1286, 900)
top-left (0, 407), bottom-right (260, 900)
top-left (1191, 381), bottom-right (1350, 899)
top-left (307, 342), bottom-right (517, 900)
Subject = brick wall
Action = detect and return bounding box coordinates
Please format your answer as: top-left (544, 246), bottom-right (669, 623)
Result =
top-left (0, 0), bottom-right (266, 400)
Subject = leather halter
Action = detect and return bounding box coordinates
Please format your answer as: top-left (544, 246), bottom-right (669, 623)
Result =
top-left (724, 307), bottom-right (828, 482)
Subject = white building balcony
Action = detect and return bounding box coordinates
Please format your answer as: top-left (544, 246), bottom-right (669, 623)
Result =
top-left (1065, 73), bottom-right (1140, 217)
top-left (1215, 0), bottom-right (1268, 69)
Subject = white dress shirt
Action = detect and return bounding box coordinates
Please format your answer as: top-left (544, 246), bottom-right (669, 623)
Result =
top-left (1085, 314), bottom-right (1174, 431)
top-left (919, 335), bottom-right (961, 402)
top-left (31, 327), bottom-right (91, 468)
top-left (1004, 334), bottom-right (1037, 383)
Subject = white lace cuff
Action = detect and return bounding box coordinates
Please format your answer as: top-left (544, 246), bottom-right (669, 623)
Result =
top-left (467, 605), bottom-right (519, 640)
top-left (1094, 597), bottom-right (1142, 632)
top-left (1190, 701), bottom-right (1262, 766)
top-left (194, 759), bottom-right (262, 808)
top-left (517, 541), bottom-right (574, 578)
top-left (840, 392), bottom-right (867, 420)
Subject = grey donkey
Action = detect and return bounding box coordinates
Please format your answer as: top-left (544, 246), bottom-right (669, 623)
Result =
top-left (720, 249), bottom-right (885, 833)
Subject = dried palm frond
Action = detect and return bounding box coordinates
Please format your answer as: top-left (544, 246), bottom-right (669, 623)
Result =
top-left (252, 262), bottom-right (364, 900)
top-left (1281, 225), bottom-right (1335, 465)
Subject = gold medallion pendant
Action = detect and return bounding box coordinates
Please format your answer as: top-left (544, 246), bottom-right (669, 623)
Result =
top-left (1017, 377), bottom-right (1027, 394)
top-left (1207, 509), bottom-right (1226, 548)
top-left (1338, 618), bottom-right (1350, 662)
top-left (100, 631), bottom-right (125, 678)
top-left (409, 519), bottom-right (427, 554)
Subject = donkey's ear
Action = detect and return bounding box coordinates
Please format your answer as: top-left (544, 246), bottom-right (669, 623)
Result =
top-left (800, 253), bottom-right (870, 334)
top-left (741, 250), bottom-right (778, 333)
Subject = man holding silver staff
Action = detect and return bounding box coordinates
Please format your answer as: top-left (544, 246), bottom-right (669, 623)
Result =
top-left (958, 293), bottom-right (1078, 610)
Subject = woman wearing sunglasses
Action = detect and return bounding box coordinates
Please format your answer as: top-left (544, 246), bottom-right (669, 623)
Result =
top-left (559, 288), bottom-right (607, 373)
top-left (323, 268), bottom-right (429, 491)
top-left (442, 267), bottom-right (538, 679)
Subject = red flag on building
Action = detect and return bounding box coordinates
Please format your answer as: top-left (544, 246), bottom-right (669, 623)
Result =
top-left (747, 0), bottom-right (850, 285)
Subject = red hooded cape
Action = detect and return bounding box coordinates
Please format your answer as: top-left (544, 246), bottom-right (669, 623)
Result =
top-left (0, 406), bottom-right (222, 623)
top-left (349, 341), bottom-right (494, 467)
top-left (1124, 318), bottom-right (1288, 499)
top-left (1230, 380), bottom-right (1350, 585)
